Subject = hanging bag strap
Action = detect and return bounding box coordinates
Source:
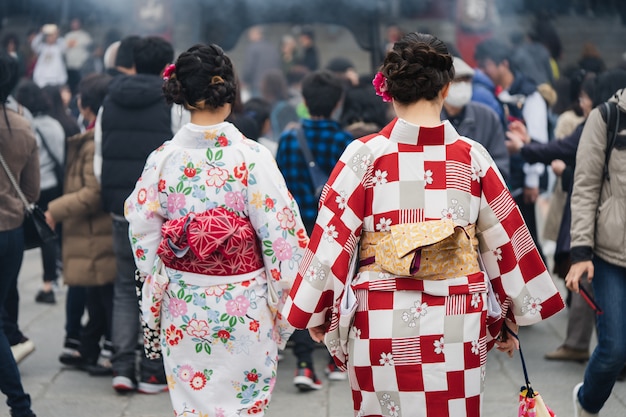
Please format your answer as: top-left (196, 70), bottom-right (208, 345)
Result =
top-left (504, 323), bottom-right (535, 397)
top-left (602, 101), bottom-right (620, 182)
top-left (35, 128), bottom-right (63, 173)
top-left (0, 149), bottom-right (32, 212)
top-left (295, 126), bottom-right (318, 176)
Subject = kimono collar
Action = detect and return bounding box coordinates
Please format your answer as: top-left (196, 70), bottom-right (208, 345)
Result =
top-left (172, 121), bottom-right (244, 149)
top-left (388, 118), bottom-right (459, 146)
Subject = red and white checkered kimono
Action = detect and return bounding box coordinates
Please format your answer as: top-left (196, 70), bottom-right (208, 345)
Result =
top-left (283, 118), bottom-right (565, 417)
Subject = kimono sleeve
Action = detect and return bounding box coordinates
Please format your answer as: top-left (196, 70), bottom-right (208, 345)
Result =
top-left (125, 147), bottom-right (168, 275)
top-left (473, 146), bottom-right (564, 342)
top-left (283, 139), bottom-right (368, 329)
top-left (245, 144), bottom-right (307, 347)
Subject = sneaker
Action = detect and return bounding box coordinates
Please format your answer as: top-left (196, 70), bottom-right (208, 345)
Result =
top-left (544, 346), bottom-right (590, 362)
top-left (293, 367), bottom-right (323, 391)
top-left (138, 375), bottom-right (168, 394)
top-left (325, 363), bottom-right (348, 381)
top-left (573, 382), bottom-right (599, 417)
top-left (113, 373), bottom-right (137, 393)
top-left (35, 289), bottom-right (55, 304)
top-left (11, 338), bottom-right (35, 364)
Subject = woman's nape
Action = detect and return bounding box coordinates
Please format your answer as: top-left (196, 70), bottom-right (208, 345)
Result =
top-left (380, 32), bottom-right (455, 127)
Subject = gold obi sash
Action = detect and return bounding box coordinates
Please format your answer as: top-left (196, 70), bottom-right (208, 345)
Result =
top-left (359, 219), bottom-right (480, 280)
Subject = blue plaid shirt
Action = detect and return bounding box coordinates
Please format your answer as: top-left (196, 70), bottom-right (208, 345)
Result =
top-left (276, 118), bottom-right (354, 232)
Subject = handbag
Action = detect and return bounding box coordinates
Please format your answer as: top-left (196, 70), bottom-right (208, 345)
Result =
top-left (134, 258), bottom-right (169, 360)
top-left (295, 127), bottom-right (328, 199)
top-left (0, 150), bottom-right (57, 249)
top-left (505, 325), bottom-right (557, 417)
top-left (324, 245), bottom-right (359, 370)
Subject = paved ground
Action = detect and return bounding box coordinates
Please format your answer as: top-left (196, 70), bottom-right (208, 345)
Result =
top-left (3, 245), bottom-right (626, 417)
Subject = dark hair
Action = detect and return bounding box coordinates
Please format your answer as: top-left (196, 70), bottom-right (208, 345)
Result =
top-left (15, 80), bottom-right (52, 116)
top-left (134, 36), bottom-right (174, 75)
top-left (301, 70), bottom-right (344, 118)
top-left (380, 32), bottom-right (454, 103)
top-left (78, 73), bottom-right (113, 114)
top-left (474, 38), bottom-right (511, 67)
top-left (1, 51), bottom-right (20, 132)
top-left (243, 97), bottom-right (271, 139)
top-left (114, 35), bottom-right (141, 69)
top-left (0, 51), bottom-right (20, 104)
top-left (41, 85), bottom-right (81, 137)
top-left (592, 68), bottom-right (626, 107)
top-left (163, 43), bottom-right (237, 110)
top-left (1, 32), bottom-right (20, 51)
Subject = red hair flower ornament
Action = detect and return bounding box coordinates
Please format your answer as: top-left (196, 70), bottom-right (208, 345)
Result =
top-left (163, 64), bottom-right (176, 81)
top-left (372, 72), bottom-right (392, 102)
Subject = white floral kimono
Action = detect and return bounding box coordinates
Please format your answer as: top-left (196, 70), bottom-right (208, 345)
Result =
top-left (283, 119), bottom-right (564, 417)
top-left (126, 122), bottom-right (307, 417)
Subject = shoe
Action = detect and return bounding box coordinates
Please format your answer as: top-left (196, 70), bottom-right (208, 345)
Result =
top-left (112, 373), bottom-right (137, 393)
top-left (11, 338), bottom-right (35, 364)
top-left (573, 382), bottom-right (599, 417)
top-left (544, 346), bottom-right (590, 362)
top-left (61, 337), bottom-right (81, 357)
top-left (35, 289), bottom-right (55, 304)
top-left (86, 363), bottom-right (114, 376)
top-left (138, 375), bottom-right (168, 394)
top-left (325, 363), bottom-right (348, 381)
top-left (293, 366), bottom-right (322, 391)
top-left (59, 351), bottom-right (85, 367)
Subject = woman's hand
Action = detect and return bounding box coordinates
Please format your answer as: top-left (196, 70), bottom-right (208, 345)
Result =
top-left (494, 319), bottom-right (520, 358)
top-left (551, 159), bottom-right (566, 177)
top-left (308, 323), bottom-right (328, 343)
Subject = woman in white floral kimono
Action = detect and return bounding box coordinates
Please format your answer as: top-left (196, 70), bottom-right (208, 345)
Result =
top-left (283, 33), bottom-right (564, 417)
top-left (125, 44), bottom-right (306, 417)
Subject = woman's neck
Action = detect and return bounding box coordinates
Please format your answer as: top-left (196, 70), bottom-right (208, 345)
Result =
top-left (189, 104), bottom-right (231, 126)
top-left (393, 99), bottom-right (444, 127)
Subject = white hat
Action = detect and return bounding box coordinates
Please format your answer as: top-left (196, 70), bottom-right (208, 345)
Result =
top-left (42, 24), bottom-right (58, 35)
top-left (453, 57), bottom-right (475, 78)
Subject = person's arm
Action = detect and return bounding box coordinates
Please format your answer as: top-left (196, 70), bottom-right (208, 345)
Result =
top-left (521, 92), bottom-right (548, 190)
top-left (93, 106), bottom-right (103, 183)
top-left (20, 132), bottom-right (41, 204)
top-left (567, 108), bottom-right (606, 292)
top-left (30, 32), bottom-right (44, 54)
top-left (519, 122), bottom-right (584, 166)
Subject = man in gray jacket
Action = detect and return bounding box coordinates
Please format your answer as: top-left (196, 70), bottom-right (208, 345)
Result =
top-left (441, 57), bottom-right (510, 181)
top-left (567, 86), bottom-right (626, 417)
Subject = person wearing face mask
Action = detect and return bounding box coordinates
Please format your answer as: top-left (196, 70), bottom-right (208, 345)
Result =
top-left (442, 57), bottom-right (510, 181)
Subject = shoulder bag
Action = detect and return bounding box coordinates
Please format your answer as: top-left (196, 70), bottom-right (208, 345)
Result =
top-left (295, 127), bottom-right (328, 199)
top-left (0, 150), bottom-right (57, 249)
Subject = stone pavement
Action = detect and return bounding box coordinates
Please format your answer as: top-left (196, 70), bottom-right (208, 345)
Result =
top-left (3, 248), bottom-right (626, 417)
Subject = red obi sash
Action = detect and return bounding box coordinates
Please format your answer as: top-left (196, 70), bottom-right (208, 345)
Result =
top-left (157, 207), bottom-right (263, 276)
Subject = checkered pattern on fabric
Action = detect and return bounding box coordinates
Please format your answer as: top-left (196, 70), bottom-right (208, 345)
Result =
top-left (283, 118), bottom-right (564, 416)
top-left (275, 118), bottom-right (354, 229)
top-left (348, 286), bottom-right (487, 417)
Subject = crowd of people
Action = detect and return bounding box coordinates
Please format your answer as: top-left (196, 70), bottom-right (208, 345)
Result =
top-left (1, 9), bottom-right (626, 417)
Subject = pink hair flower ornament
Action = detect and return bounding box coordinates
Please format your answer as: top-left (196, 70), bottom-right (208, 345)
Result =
top-left (372, 72), bottom-right (392, 102)
top-left (163, 64), bottom-right (176, 81)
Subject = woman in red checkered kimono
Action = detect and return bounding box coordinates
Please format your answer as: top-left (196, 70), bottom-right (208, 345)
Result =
top-left (283, 33), bottom-right (565, 417)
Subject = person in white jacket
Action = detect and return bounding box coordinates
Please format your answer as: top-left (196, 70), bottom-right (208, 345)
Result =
top-left (31, 24), bottom-right (67, 88)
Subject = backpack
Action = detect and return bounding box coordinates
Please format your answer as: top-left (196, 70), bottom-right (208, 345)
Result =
top-left (598, 101), bottom-right (624, 182)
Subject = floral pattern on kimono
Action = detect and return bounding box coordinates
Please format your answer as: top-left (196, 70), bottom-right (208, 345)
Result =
top-left (125, 121), bottom-right (307, 417)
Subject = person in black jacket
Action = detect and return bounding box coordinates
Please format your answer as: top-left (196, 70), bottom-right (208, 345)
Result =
top-left (95, 35), bottom-right (173, 395)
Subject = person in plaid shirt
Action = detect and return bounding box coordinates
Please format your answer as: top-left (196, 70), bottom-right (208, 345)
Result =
top-left (276, 70), bottom-right (354, 390)
top-left (283, 33), bottom-right (564, 417)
